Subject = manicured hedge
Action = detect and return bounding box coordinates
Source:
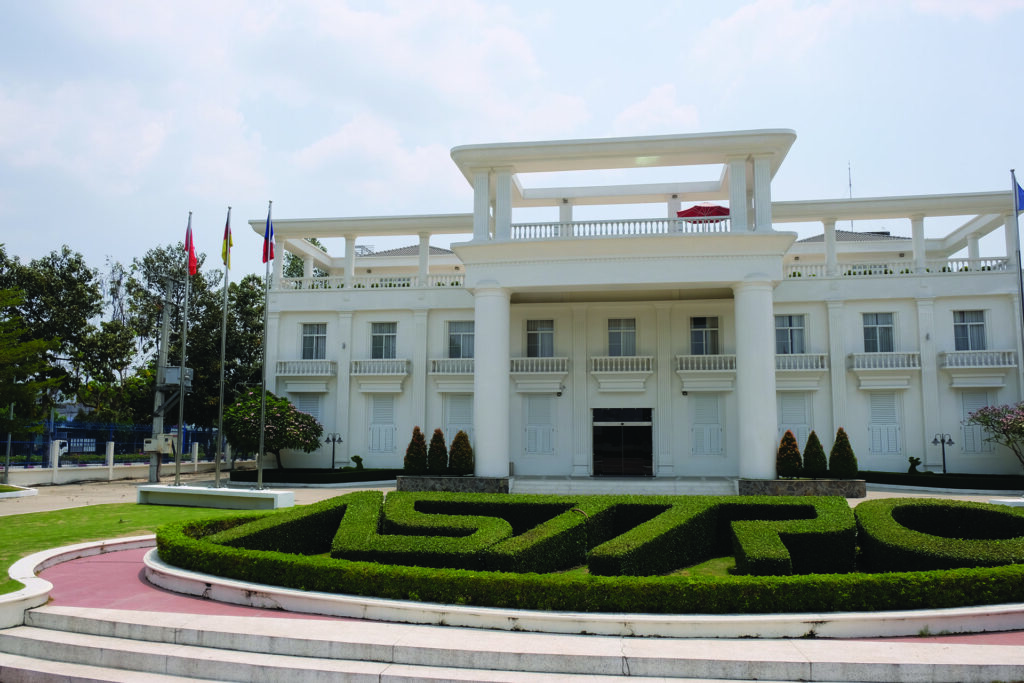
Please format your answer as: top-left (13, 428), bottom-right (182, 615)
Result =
top-left (152, 493), bottom-right (1024, 614)
top-left (856, 498), bottom-right (1024, 571)
top-left (229, 468), bottom-right (402, 484)
top-left (860, 470), bottom-right (1024, 491)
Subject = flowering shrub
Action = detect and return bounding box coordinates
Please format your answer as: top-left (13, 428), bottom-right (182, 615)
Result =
top-left (223, 390), bottom-right (324, 468)
top-left (966, 403), bottom-right (1024, 470)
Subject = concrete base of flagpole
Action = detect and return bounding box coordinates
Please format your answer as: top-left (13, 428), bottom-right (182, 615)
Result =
top-left (137, 484), bottom-right (293, 510)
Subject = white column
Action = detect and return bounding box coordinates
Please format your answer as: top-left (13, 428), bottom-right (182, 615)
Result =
top-left (272, 243), bottom-right (284, 285)
top-left (411, 310), bottom-right (429, 431)
top-left (302, 256), bottom-right (313, 279)
top-left (733, 280), bottom-right (777, 479)
top-left (911, 215), bottom-right (926, 273)
top-left (667, 194), bottom-right (681, 220)
top-left (824, 219), bottom-right (838, 276)
top-left (473, 170), bottom-right (491, 241)
top-left (344, 235), bottom-right (355, 289)
top-left (967, 235), bottom-right (980, 268)
top-left (105, 441), bottom-right (115, 480)
top-left (417, 232), bottom-right (430, 286)
top-left (1005, 213), bottom-right (1020, 268)
top-left (727, 157), bottom-right (749, 232)
top-left (826, 299), bottom-right (846, 438)
top-left (336, 312), bottom-right (353, 464)
top-left (916, 298), bottom-right (941, 470)
top-left (559, 198), bottom-right (573, 237)
top-left (571, 304), bottom-right (590, 476)
top-left (494, 168), bottom-right (512, 241)
top-left (655, 303), bottom-right (673, 476)
top-left (472, 285), bottom-right (511, 477)
top-left (752, 155), bottom-right (773, 232)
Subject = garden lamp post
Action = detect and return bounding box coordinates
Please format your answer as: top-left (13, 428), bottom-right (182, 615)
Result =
top-left (325, 433), bottom-right (343, 469)
top-left (932, 433), bottom-right (953, 474)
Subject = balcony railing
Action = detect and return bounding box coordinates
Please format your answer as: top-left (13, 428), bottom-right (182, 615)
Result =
top-left (510, 357), bottom-right (569, 373)
top-left (848, 353), bottom-right (921, 370)
top-left (775, 353), bottom-right (828, 371)
top-left (429, 358), bottom-right (474, 374)
top-left (784, 258), bottom-right (1010, 279)
top-left (676, 354), bottom-right (736, 371)
top-left (280, 274), bottom-right (465, 291)
top-left (590, 356), bottom-right (654, 373)
top-left (511, 217), bottom-right (730, 241)
top-left (939, 350), bottom-right (1018, 369)
top-left (276, 360), bottom-right (337, 376)
top-left (350, 359), bottom-right (410, 375)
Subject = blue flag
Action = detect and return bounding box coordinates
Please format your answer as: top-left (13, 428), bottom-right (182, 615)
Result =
top-left (1017, 182), bottom-right (1024, 214)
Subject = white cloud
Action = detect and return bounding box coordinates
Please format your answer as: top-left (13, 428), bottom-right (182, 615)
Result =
top-left (913, 0), bottom-right (1024, 19)
top-left (613, 85), bottom-right (700, 137)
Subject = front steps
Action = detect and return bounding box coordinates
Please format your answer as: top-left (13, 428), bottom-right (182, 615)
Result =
top-left (511, 475), bottom-right (737, 495)
top-left (2, 605), bottom-right (1024, 682)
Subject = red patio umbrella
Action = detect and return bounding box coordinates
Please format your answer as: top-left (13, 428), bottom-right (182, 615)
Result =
top-left (677, 203), bottom-right (730, 218)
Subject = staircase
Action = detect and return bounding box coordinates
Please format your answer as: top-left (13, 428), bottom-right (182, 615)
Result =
top-left (2, 605), bottom-right (1024, 682)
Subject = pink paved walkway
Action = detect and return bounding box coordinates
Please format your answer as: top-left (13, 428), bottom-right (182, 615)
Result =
top-left (38, 548), bottom-right (1024, 644)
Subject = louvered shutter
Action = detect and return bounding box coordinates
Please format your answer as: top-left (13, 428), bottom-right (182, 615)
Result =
top-left (961, 391), bottom-right (991, 453)
top-left (446, 394), bottom-right (474, 444)
top-left (525, 395), bottom-right (554, 454)
top-left (295, 395), bottom-right (320, 421)
top-left (692, 395), bottom-right (723, 456)
top-left (369, 395), bottom-right (395, 452)
top-left (869, 391), bottom-right (900, 454)
top-left (778, 393), bottom-right (810, 446)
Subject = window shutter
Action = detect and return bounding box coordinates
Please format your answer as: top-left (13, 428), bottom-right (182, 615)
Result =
top-left (446, 394), bottom-right (474, 444)
top-left (868, 391), bottom-right (900, 454)
top-left (692, 395), bottom-right (722, 455)
top-left (778, 393), bottom-right (810, 445)
top-left (369, 395), bottom-right (396, 453)
top-left (961, 391), bottom-right (991, 453)
top-left (525, 395), bottom-right (554, 454)
top-left (295, 395), bottom-right (320, 421)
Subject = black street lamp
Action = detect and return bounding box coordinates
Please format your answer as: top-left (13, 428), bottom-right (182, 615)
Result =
top-left (325, 433), bottom-right (343, 469)
top-left (932, 433), bottom-right (954, 474)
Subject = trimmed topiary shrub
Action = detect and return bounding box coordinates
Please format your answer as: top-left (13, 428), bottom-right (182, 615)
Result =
top-left (776, 430), bottom-right (802, 478)
top-left (427, 429), bottom-right (448, 475)
top-left (802, 431), bottom-right (828, 478)
top-left (828, 427), bottom-right (858, 479)
top-left (449, 430), bottom-right (474, 475)
top-left (404, 426), bottom-right (427, 474)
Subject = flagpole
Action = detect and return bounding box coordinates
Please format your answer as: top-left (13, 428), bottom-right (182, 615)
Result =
top-left (258, 200), bottom-right (272, 491)
top-left (176, 211), bottom-right (192, 487)
top-left (216, 207), bottom-right (231, 489)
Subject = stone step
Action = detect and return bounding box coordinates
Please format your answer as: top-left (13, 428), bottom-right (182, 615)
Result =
top-left (10, 606), bottom-right (1024, 683)
top-left (0, 625), bottom-right (668, 683)
top-left (0, 651), bottom-right (192, 683)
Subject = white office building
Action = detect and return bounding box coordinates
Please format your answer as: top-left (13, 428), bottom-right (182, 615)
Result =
top-left (249, 129), bottom-right (1024, 490)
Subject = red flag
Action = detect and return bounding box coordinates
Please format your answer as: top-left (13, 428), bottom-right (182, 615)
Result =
top-left (184, 212), bottom-right (198, 276)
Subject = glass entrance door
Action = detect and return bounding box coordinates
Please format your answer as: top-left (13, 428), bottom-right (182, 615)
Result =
top-left (592, 408), bottom-right (653, 476)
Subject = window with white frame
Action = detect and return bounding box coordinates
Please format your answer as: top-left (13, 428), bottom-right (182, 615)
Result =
top-left (526, 320), bottom-right (555, 358)
top-left (294, 394), bottom-right (321, 422)
top-left (690, 317), bottom-right (720, 355)
top-left (961, 390), bottom-right (994, 453)
top-left (444, 393), bottom-right (473, 444)
top-left (953, 311), bottom-right (986, 351)
top-left (775, 315), bottom-right (805, 354)
top-left (862, 313), bottom-right (894, 353)
top-left (301, 323), bottom-right (327, 360)
top-left (447, 321), bottom-right (474, 359)
top-left (868, 391), bottom-right (901, 454)
top-left (368, 395), bottom-right (396, 453)
top-left (691, 394), bottom-right (723, 456)
top-left (371, 322), bottom-right (397, 359)
top-left (607, 318), bottom-right (636, 356)
top-left (524, 395), bottom-right (555, 454)
top-left (777, 392), bottom-right (810, 446)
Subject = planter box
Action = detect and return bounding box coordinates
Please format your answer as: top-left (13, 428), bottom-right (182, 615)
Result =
top-left (397, 475), bottom-right (509, 494)
top-left (738, 478), bottom-right (866, 498)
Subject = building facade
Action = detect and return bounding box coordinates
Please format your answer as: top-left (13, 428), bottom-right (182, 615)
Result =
top-left (249, 130), bottom-right (1024, 481)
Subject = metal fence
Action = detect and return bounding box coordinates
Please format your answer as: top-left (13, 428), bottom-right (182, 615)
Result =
top-left (3, 421), bottom-right (222, 467)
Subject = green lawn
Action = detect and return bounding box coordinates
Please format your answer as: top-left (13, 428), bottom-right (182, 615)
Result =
top-left (0, 485), bottom-right (19, 494)
top-left (0, 503), bottom-right (245, 595)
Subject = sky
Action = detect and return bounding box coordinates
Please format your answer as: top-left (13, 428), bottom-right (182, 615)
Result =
top-left (2, 0), bottom-right (1023, 281)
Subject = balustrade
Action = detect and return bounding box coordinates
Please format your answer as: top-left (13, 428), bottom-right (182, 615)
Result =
top-left (510, 357), bottom-right (569, 373)
top-left (429, 358), bottom-right (475, 374)
top-left (276, 360), bottom-right (337, 376)
top-left (848, 352), bottom-right (921, 370)
top-left (350, 359), bottom-right (410, 375)
top-left (939, 350), bottom-right (1017, 368)
top-left (775, 353), bottom-right (828, 371)
top-left (590, 356), bottom-right (654, 373)
top-left (676, 355), bottom-right (736, 372)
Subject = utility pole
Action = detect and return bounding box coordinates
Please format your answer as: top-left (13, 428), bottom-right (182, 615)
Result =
top-left (150, 277), bottom-right (173, 483)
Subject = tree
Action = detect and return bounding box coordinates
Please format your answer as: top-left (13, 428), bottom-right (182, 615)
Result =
top-left (775, 430), bottom-right (802, 478)
top-left (222, 390), bottom-right (323, 469)
top-left (427, 428), bottom-right (448, 474)
top-left (283, 238), bottom-right (329, 279)
top-left (828, 427), bottom-right (859, 479)
top-left (404, 426), bottom-right (427, 474)
top-left (0, 288), bottom-right (59, 434)
top-left (965, 402), bottom-right (1024, 470)
top-left (802, 430), bottom-right (828, 478)
top-left (449, 430), bottom-right (474, 475)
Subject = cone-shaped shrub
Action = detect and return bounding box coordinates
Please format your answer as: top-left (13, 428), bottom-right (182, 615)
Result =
top-left (776, 430), bottom-right (803, 478)
top-left (404, 426), bottom-right (427, 474)
top-left (802, 431), bottom-right (828, 478)
top-left (828, 427), bottom-right (859, 479)
top-left (427, 428), bottom-right (448, 474)
top-left (449, 430), bottom-right (474, 475)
